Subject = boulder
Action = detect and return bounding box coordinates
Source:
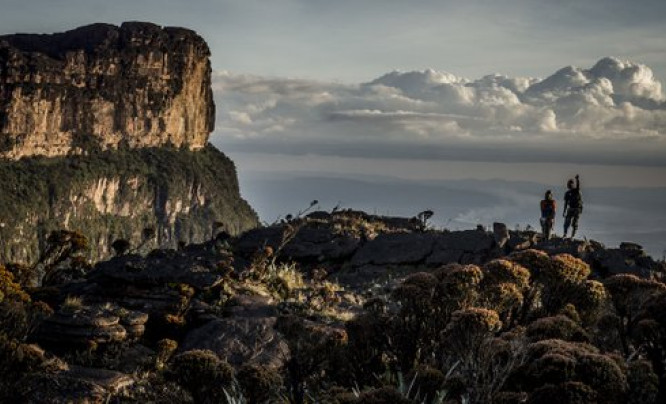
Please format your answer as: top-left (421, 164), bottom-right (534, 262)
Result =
top-left (180, 317), bottom-right (288, 369)
top-left (351, 232), bottom-right (439, 266)
top-left (223, 294), bottom-right (278, 318)
top-left (591, 246), bottom-right (656, 277)
top-left (426, 230), bottom-right (496, 266)
top-left (92, 253), bottom-right (223, 291)
top-left (535, 238), bottom-right (591, 257)
top-left (234, 227), bottom-right (286, 257)
top-left (493, 222), bottom-right (510, 248)
top-left (282, 227), bottom-right (360, 262)
top-left (65, 366), bottom-right (134, 394)
top-left (507, 231), bottom-right (536, 251)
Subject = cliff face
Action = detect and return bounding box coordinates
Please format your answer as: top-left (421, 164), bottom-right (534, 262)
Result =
top-left (0, 145), bottom-right (258, 264)
top-left (0, 22), bottom-right (214, 159)
top-left (0, 23), bottom-right (258, 264)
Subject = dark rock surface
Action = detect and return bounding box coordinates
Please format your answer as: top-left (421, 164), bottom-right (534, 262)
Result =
top-left (5, 210), bottom-right (665, 402)
top-left (34, 303), bottom-right (148, 348)
top-left (181, 316), bottom-right (288, 369)
top-left (351, 232), bottom-right (439, 266)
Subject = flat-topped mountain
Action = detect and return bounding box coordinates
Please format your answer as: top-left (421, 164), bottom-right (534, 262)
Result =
top-left (0, 22), bottom-right (214, 159)
top-left (0, 23), bottom-right (257, 263)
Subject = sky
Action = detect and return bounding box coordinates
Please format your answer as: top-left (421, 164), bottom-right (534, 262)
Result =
top-left (2, 0), bottom-right (666, 254)
top-left (1, 0), bottom-right (665, 83)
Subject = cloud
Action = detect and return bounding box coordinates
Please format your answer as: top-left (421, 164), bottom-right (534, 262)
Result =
top-left (211, 57), bottom-right (666, 163)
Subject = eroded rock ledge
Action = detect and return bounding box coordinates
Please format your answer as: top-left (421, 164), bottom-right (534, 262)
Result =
top-left (0, 22), bottom-right (214, 159)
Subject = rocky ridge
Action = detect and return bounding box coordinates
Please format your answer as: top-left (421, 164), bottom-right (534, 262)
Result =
top-left (3, 209), bottom-right (664, 401)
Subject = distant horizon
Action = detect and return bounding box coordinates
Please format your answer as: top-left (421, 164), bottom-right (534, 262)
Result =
top-left (228, 162), bottom-right (666, 259)
top-left (2, 0), bottom-right (664, 255)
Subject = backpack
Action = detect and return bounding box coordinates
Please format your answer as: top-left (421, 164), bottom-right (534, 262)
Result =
top-left (541, 199), bottom-right (555, 218)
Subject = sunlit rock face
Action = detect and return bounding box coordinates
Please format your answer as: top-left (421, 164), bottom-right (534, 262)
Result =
top-left (0, 23), bottom-right (258, 264)
top-left (0, 22), bottom-right (214, 159)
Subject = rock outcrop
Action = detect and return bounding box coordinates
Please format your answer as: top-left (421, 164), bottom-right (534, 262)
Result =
top-left (5, 209), bottom-right (664, 402)
top-left (0, 145), bottom-right (258, 264)
top-left (35, 304), bottom-right (148, 348)
top-left (0, 22), bottom-right (214, 159)
top-left (0, 23), bottom-right (258, 264)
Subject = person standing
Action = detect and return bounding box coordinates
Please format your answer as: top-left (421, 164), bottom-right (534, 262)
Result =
top-left (563, 174), bottom-right (583, 238)
top-left (540, 190), bottom-right (556, 240)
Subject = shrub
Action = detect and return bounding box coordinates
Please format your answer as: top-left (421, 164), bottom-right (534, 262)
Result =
top-left (529, 352), bottom-right (577, 386)
top-left (432, 264), bottom-right (483, 322)
top-left (508, 249), bottom-right (552, 279)
top-left (5, 263), bottom-right (38, 288)
top-left (61, 296), bottom-right (84, 313)
top-left (526, 315), bottom-right (590, 343)
top-left (443, 308), bottom-right (502, 356)
top-left (604, 274), bottom-right (666, 320)
top-left (527, 382), bottom-right (598, 404)
top-left (14, 373), bottom-right (106, 404)
top-left (627, 360), bottom-right (659, 404)
top-left (391, 272), bottom-right (440, 370)
top-left (538, 255), bottom-right (592, 316)
top-left (441, 308), bottom-right (519, 403)
top-left (155, 339), bottom-right (178, 370)
top-left (481, 259), bottom-right (531, 290)
top-left (575, 353), bottom-right (627, 404)
top-left (604, 274), bottom-right (666, 354)
top-left (550, 254), bottom-right (591, 284)
top-left (0, 264), bottom-right (30, 303)
top-left (481, 282), bottom-right (524, 325)
top-left (354, 386), bottom-right (412, 404)
top-left (406, 365), bottom-right (446, 403)
top-left (278, 316), bottom-right (349, 400)
top-left (518, 338), bottom-right (628, 402)
top-left (0, 334), bottom-right (66, 400)
top-left (237, 363), bottom-right (283, 403)
top-left (494, 391), bottom-right (528, 404)
top-left (168, 349), bottom-right (234, 404)
top-left (111, 239), bottom-right (131, 256)
top-left (576, 280), bottom-right (608, 322)
top-left (345, 312), bottom-right (391, 386)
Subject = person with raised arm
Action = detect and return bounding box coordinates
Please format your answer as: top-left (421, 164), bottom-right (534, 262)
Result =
top-left (563, 174), bottom-right (583, 239)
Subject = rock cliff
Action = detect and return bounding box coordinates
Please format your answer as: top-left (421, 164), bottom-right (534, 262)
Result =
top-left (0, 23), bottom-right (258, 264)
top-left (0, 22), bottom-right (214, 159)
top-left (0, 145), bottom-right (258, 264)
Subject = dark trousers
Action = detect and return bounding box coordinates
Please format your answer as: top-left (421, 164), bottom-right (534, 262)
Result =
top-left (564, 208), bottom-right (581, 235)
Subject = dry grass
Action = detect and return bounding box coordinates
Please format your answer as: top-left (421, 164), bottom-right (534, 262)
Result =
top-left (61, 296), bottom-right (84, 313)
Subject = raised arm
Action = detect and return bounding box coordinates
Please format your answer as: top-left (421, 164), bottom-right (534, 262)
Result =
top-left (575, 174), bottom-right (580, 190)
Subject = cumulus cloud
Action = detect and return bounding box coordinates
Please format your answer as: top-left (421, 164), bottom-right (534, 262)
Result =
top-left (212, 57), bottom-right (666, 163)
